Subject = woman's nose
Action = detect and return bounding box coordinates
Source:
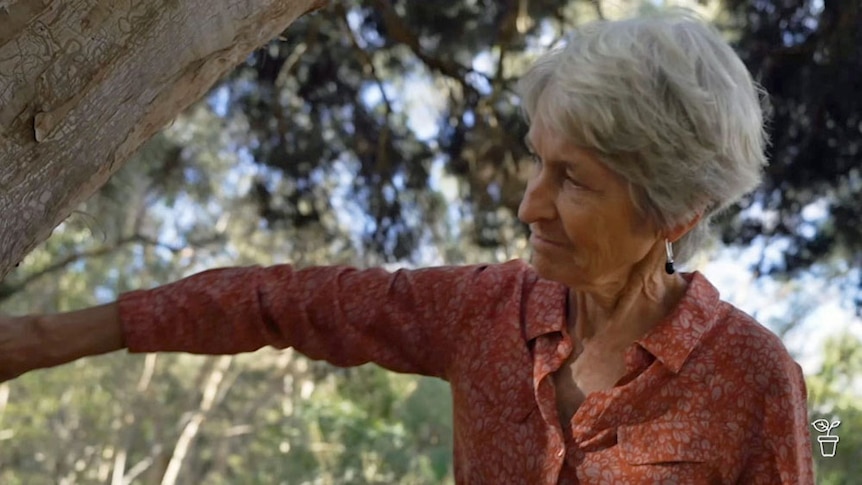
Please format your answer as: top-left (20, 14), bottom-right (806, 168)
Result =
top-left (518, 176), bottom-right (556, 224)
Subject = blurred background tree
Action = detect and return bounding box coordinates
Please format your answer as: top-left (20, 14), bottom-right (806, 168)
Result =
top-left (720, 0), bottom-right (861, 306)
top-left (806, 332), bottom-right (862, 484)
top-left (1, 0), bottom-right (859, 483)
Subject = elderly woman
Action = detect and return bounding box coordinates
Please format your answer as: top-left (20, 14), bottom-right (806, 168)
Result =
top-left (1, 10), bottom-right (813, 484)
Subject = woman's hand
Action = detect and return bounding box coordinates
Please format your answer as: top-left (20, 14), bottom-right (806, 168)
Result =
top-left (0, 304), bottom-right (125, 383)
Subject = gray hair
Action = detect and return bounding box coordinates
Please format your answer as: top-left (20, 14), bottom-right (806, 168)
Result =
top-left (517, 9), bottom-right (769, 263)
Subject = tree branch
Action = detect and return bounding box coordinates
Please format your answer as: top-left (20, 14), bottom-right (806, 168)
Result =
top-left (336, 3), bottom-right (394, 175)
top-left (276, 12), bottom-right (323, 88)
top-left (591, 0), bottom-right (604, 20)
top-left (370, 0), bottom-right (489, 99)
top-left (0, 233), bottom-right (221, 302)
top-left (160, 356), bottom-right (233, 485)
top-left (203, 371), bottom-right (285, 480)
top-left (121, 444), bottom-right (164, 485)
top-left (0, 383), bottom-right (8, 431)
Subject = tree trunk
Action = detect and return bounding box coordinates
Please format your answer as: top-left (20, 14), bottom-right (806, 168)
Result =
top-left (0, 0), bottom-right (327, 280)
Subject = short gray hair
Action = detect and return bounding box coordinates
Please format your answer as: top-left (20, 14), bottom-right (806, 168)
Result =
top-left (517, 9), bottom-right (769, 263)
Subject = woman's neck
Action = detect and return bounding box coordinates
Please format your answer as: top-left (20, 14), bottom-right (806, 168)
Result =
top-left (569, 271), bottom-right (687, 345)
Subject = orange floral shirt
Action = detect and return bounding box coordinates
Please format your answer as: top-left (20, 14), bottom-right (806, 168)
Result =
top-left (119, 260), bottom-right (814, 484)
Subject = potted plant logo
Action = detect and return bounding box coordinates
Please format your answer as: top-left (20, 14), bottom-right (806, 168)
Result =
top-left (811, 418), bottom-right (841, 457)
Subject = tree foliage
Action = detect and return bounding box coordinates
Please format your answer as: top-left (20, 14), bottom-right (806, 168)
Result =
top-left (1, 0), bottom-right (860, 483)
top-left (719, 0), bottom-right (861, 310)
top-left (806, 332), bottom-right (862, 484)
top-left (221, 0), bottom-right (598, 260)
top-left (221, 0), bottom-right (860, 306)
top-left (0, 105), bottom-right (457, 483)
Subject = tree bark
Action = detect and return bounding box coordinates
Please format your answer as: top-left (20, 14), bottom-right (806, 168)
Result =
top-left (0, 0), bottom-right (327, 280)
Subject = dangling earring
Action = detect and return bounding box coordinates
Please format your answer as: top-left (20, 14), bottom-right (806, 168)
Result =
top-left (665, 239), bottom-right (675, 275)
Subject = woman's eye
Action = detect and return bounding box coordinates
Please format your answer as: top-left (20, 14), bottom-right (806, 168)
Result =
top-left (564, 177), bottom-right (584, 189)
top-left (530, 153), bottom-right (542, 165)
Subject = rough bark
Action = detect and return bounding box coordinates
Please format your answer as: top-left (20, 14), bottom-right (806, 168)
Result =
top-left (0, 0), bottom-right (327, 280)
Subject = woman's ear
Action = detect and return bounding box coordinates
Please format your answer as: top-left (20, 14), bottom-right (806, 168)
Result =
top-left (665, 212), bottom-right (703, 243)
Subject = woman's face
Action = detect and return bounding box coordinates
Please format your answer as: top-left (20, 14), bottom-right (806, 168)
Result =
top-left (517, 118), bottom-right (662, 290)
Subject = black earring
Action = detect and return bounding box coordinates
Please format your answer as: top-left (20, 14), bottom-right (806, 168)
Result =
top-left (665, 240), bottom-right (675, 275)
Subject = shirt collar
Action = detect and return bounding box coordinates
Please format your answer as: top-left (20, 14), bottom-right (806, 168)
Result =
top-left (635, 271), bottom-right (725, 373)
top-left (524, 271), bottom-right (724, 374)
top-left (523, 271), bottom-right (568, 342)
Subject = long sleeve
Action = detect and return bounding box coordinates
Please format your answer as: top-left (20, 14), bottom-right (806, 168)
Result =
top-left (118, 261), bottom-right (533, 379)
top-left (739, 359), bottom-right (815, 484)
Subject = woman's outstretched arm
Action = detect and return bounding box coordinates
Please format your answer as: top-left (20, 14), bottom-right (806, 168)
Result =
top-left (2, 260), bottom-right (544, 383)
